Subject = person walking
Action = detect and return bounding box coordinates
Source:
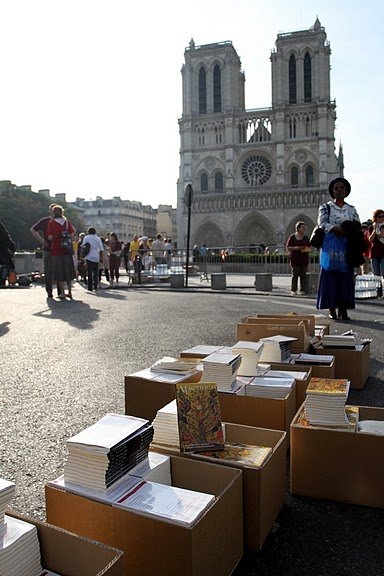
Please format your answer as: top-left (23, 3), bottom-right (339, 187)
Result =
top-left (316, 177), bottom-right (364, 321)
top-left (367, 209), bottom-right (384, 297)
top-left (286, 221), bottom-right (311, 295)
top-left (30, 203), bottom-right (63, 298)
top-left (81, 227), bottom-right (104, 292)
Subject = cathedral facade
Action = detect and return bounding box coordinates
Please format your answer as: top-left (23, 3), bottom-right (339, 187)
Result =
top-left (176, 19), bottom-right (343, 250)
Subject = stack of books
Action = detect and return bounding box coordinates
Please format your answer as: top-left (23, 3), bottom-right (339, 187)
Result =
top-left (0, 479), bottom-right (15, 532)
top-left (244, 376), bottom-right (295, 398)
top-left (305, 378), bottom-right (351, 427)
top-left (152, 400), bottom-right (180, 448)
top-left (292, 353), bottom-right (334, 365)
top-left (258, 335), bottom-right (296, 362)
top-left (180, 345), bottom-right (227, 358)
top-left (64, 413), bottom-right (154, 490)
top-left (0, 479), bottom-right (43, 576)
top-left (128, 452), bottom-right (172, 485)
top-left (231, 341), bottom-right (264, 376)
top-left (150, 356), bottom-right (200, 376)
top-left (321, 334), bottom-right (357, 348)
top-left (200, 351), bottom-right (242, 392)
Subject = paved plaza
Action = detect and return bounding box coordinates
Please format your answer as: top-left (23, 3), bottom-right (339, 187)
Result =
top-left (1, 281), bottom-right (383, 575)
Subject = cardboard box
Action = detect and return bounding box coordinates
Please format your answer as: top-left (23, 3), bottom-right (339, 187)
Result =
top-left (313, 341), bottom-right (370, 390)
top-left (237, 321), bottom-right (310, 353)
top-left (6, 510), bottom-right (124, 576)
top-left (125, 373), bottom-right (296, 437)
top-left (152, 422), bottom-right (286, 551)
top-left (250, 314), bottom-right (316, 336)
top-left (45, 456), bottom-right (243, 576)
top-left (290, 405), bottom-right (384, 508)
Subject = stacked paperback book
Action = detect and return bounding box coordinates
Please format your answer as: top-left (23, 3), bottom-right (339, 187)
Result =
top-left (244, 376), bottom-right (295, 398)
top-left (305, 378), bottom-right (351, 427)
top-left (258, 335), bottom-right (296, 362)
top-left (231, 341), bottom-right (264, 376)
top-left (64, 413), bottom-right (154, 490)
top-left (0, 478), bottom-right (44, 576)
top-left (200, 351), bottom-right (242, 392)
top-left (152, 400), bottom-right (180, 448)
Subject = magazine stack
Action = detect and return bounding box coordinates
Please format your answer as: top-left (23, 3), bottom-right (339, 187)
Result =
top-left (200, 351), bottom-right (242, 392)
top-left (231, 341), bottom-right (264, 376)
top-left (244, 376), bottom-right (295, 399)
top-left (305, 378), bottom-right (351, 427)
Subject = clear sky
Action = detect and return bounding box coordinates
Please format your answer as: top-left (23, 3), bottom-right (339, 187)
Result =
top-left (0, 0), bottom-right (382, 222)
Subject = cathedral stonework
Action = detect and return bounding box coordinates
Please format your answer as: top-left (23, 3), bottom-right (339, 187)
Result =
top-left (176, 19), bottom-right (343, 249)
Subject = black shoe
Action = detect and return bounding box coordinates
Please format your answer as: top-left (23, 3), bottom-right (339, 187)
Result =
top-left (47, 293), bottom-right (53, 298)
top-left (338, 309), bottom-right (351, 321)
top-left (329, 308), bottom-right (337, 320)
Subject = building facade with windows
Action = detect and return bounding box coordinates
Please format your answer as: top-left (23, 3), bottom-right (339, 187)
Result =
top-left (176, 19), bottom-right (343, 250)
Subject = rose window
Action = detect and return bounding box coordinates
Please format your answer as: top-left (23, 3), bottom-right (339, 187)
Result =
top-left (241, 155), bottom-right (272, 186)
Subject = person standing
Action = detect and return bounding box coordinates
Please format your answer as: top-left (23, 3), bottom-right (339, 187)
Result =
top-left (367, 209), bottom-right (384, 297)
top-left (108, 232), bottom-right (122, 287)
top-left (0, 219), bottom-right (16, 287)
top-left (46, 205), bottom-right (76, 299)
top-left (316, 177), bottom-right (363, 321)
top-left (286, 222), bottom-right (311, 295)
top-left (30, 203), bottom-right (62, 298)
top-left (81, 227), bottom-right (104, 292)
top-left (151, 234), bottom-right (166, 267)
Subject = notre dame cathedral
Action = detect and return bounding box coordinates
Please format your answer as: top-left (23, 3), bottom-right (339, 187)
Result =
top-left (176, 19), bottom-right (343, 250)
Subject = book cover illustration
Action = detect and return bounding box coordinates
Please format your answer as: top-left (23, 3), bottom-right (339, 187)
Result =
top-left (199, 442), bottom-right (272, 468)
top-left (306, 378), bottom-right (349, 396)
top-left (175, 382), bottom-right (224, 453)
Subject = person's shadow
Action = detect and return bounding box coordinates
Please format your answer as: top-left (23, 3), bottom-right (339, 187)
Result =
top-left (33, 298), bottom-right (100, 330)
top-left (0, 321), bottom-right (10, 336)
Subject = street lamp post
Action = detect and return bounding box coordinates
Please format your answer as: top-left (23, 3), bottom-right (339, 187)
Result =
top-left (184, 184), bottom-right (193, 288)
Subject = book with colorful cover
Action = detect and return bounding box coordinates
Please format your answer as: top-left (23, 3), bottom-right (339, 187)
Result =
top-left (198, 442), bottom-right (272, 468)
top-left (175, 382), bottom-right (224, 453)
top-left (306, 378), bottom-right (349, 396)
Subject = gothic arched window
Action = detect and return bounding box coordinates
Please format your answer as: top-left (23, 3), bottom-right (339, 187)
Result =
top-left (304, 52), bottom-right (312, 102)
top-left (200, 172), bottom-right (208, 192)
top-left (213, 64), bottom-right (222, 113)
top-left (289, 55), bottom-right (297, 104)
top-left (291, 166), bottom-right (299, 187)
top-left (199, 67), bottom-right (207, 114)
top-left (305, 164), bottom-right (314, 187)
top-left (214, 172), bottom-right (223, 191)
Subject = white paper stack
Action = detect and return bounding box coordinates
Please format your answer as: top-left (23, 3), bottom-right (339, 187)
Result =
top-left (263, 369), bottom-right (309, 382)
top-left (258, 335), bottom-right (296, 362)
top-left (358, 420), bottom-right (384, 435)
top-left (180, 345), bottom-right (226, 358)
top-left (305, 378), bottom-right (350, 427)
top-left (113, 480), bottom-right (215, 527)
top-left (321, 334), bottom-right (357, 348)
top-left (200, 352), bottom-right (242, 392)
top-left (0, 514), bottom-right (42, 576)
top-left (152, 400), bottom-right (180, 447)
top-left (0, 479), bottom-right (15, 532)
top-left (244, 376), bottom-right (295, 398)
top-left (292, 353), bottom-right (334, 365)
top-left (64, 413), bottom-right (154, 490)
top-left (128, 452), bottom-right (172, 485)
top-left (231, 341), bottom-right (264, 376)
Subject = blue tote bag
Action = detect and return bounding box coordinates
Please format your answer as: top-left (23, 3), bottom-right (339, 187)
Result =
top-left (320, 232), bottom-right (348, 272)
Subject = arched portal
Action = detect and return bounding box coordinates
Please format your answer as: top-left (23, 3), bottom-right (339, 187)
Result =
top-left (233, 212), bottom-right (276, 247)
top-left (193, 220), bottom-right (225, 248)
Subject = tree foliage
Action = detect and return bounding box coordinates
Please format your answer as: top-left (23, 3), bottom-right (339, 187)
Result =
top-left (0, 181), bottom-right (84, 250)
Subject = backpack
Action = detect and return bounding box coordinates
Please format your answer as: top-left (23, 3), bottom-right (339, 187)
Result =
top-left (80, 242), bottom-right (91, 258)
top-left (61, 220), bottom-right (74, 255)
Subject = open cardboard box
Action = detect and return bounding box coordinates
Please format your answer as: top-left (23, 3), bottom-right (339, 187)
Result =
top-left (290, 405), bottom-right (384, 508)
top-left (5, 510), bottom-right (124, 576)
top-left (312, 340), bottom-right (370, 390)
top-left (125, 372), bottom-right (296, 438)
top-left (152, 422), bottom-right (286, 551)
top-left (237, 320), bottom-right (310, 353)
top-left (248, 313), bottom-right (316, 336)
top-left (45, 455), bottom-right (243, 576)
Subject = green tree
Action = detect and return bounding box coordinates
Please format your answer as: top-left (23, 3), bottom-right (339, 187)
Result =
top-left (0, 181), bottom-right (84, 250)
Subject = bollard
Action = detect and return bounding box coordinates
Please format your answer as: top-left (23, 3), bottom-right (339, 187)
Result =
top-left (254, 273), bottom-right (272, 292)
top-left (170, 273), bottom-right (185, 288)
top-left (211, 273), bottom-right (226, 290)
top-left (306, 272), bottom-right (319, 294)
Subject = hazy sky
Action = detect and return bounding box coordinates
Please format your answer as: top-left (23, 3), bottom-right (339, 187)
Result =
top-left (0, 0), bottom-right (382, 222)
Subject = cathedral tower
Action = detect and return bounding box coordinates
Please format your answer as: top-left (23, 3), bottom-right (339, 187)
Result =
top-left (177, 20), bottom-right (342, 249)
